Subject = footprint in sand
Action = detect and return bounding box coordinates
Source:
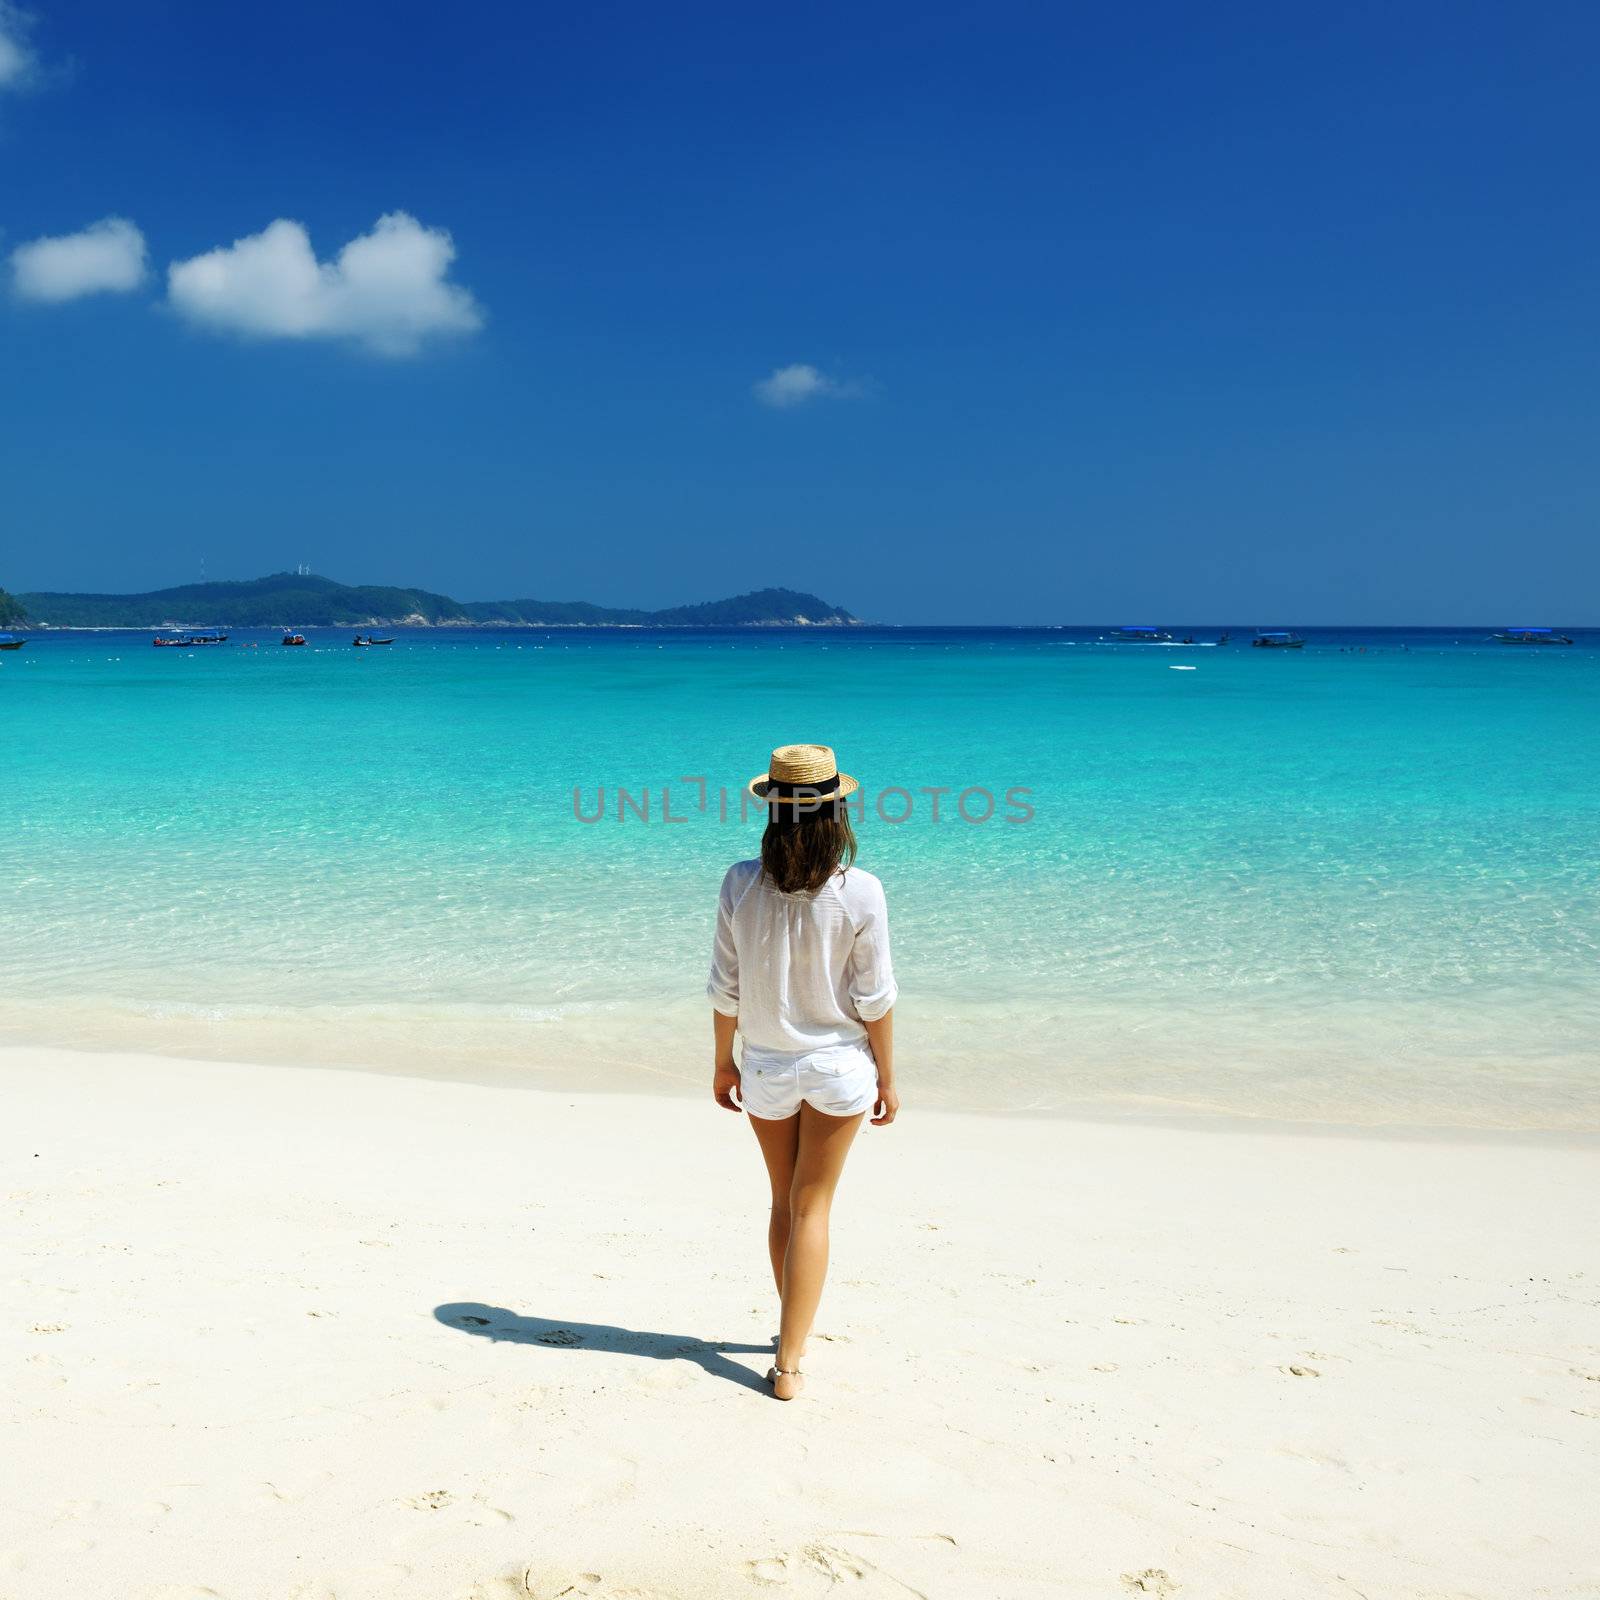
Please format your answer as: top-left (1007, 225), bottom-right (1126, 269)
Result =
top-left (764, 1538), bottom-right (960, 1593)
top-left (536, 1329), bottom-right (584, 1346)
top-left (401, 1489), bottom-right (514, 1527)
top-left (516, 1574), bottom-right (626, 1599)
top-left (744, 1544), bottom-right (868, 1588)
top-left (802, 1544), bottom-right (867, 1582)
top-left (1121, 1571), bottom-right (1179, 1596)
top-left (459, 1315), bottom-right (492, 1327)
top-left (466, 1498), bottom-right (517, 1527)
top-left (1280, 1365), bottom-right (1321, 1378)
top-left (406, 1489), bottom-right (456, 1511)
top-left (1092, 1362), bottom-right (1118, 1372)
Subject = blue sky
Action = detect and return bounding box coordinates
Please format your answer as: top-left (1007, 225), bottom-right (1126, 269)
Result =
top-left (3, 1), bottom-right (1598, 623)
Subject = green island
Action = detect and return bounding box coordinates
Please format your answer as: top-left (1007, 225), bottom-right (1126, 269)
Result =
top-left (10, 573), bottom-right (859, 629)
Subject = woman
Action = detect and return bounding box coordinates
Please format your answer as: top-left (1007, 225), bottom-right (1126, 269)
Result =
top-left (707, 744), bottom-right (899, 1401)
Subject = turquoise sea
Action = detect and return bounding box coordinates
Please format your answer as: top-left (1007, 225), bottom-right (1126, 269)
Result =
top-left (2, 627), bottom-right (1596, 1130)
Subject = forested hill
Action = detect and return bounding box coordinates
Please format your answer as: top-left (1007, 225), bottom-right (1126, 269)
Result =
top-left (462, 587), bottom-right (857, 626)
top-left (0, 589), bottom-right (28, 627)
top-left (18, 575), bottom-right (465, 629)
top-left (14, 574), bottom-right (859, 629)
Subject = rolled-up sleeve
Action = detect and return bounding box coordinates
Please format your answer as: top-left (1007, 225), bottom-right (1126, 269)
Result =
top-left (847, 876), bottom-right (898, 1021)
top-left (706, 868), bottom-right (741, 1016)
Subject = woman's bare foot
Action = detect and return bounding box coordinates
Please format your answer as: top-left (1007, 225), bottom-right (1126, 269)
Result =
top-left (768, 1365), bottom-right (805, 1401)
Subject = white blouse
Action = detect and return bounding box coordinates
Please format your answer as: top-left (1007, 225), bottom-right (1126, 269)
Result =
top-left (707, 860), bottom-right (898, 1056)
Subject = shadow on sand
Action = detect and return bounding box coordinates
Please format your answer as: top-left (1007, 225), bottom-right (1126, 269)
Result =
top-left (434, 1301), bottom-right (774, 1394)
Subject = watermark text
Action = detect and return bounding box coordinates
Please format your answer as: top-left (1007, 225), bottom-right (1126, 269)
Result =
top-left (572, 779), bottom-right (1035, 825)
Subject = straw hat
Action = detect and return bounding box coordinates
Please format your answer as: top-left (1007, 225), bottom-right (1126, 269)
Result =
top-left (748, 743), bottom-right (860, 806)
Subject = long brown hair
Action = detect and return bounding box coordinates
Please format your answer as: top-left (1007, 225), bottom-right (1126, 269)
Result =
top-left (760, 813), bottom-right (858, 895)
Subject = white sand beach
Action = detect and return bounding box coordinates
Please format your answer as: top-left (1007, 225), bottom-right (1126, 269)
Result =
top-left (4, 1045), bottom-right (1598, 1599)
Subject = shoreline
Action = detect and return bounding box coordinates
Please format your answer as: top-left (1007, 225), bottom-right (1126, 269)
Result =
top-left (6, 618), bottom-right (868, 634)
top-left (13, 620), bottom-right (1600, 633)
top-left (6, 1024), bottom-right (1593, 1152)
top-left (5, 1043), bottom-right (1597, 1598)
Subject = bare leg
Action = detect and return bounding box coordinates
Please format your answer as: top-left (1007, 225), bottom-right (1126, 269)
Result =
top-left (773, 1103), bottom-right (864, 1396)
top-left (748, 1110), bottom-right (800, 1302)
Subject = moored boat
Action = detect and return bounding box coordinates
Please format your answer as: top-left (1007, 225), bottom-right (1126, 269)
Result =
top-left (282, 632), bottom-right (306, 646)
top-left (154, 630), bottom-right (228, 646)
top-left (1107, 625), bottom-right (1174, 643)
top-left (1492, 628), bottom-right (1573, 645)
top-left (0, 632), bottom-right (25, 650)
top-left (1251, 630), bottom-right (1305, 648)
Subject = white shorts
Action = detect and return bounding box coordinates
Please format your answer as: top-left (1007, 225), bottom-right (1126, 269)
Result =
top-left (740, 1043), bottom-right (879, 1121)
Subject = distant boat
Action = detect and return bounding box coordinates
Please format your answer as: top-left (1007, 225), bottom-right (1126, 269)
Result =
top-left (154, 630), bottom-right (228, 647)
top-left (1492, 628), bottom-right (1573, 646)
top-left (0, 632), bottom-right (25, 651)
top-left (352, 635), bottom-right (394, 647)
top-left (1251, 631), bottom-right (1305, 649)
top-left (1108, 626), bottom-right (1174, 643)
top-left (282, 633), bottom-right (306, 647)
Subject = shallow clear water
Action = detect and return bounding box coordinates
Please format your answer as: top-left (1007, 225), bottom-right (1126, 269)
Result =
top-left (2, 626), bottom-right (1596, 1128)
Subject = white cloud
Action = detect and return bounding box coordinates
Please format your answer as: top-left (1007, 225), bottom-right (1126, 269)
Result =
top-left (10, 217), bottom-right (148, 302)
top-left (166, 211), bottom-right (484, 357)
top-left (752, 362), bottom-right (864, 409)
top-left (0, 3), bottom-right (36, 91)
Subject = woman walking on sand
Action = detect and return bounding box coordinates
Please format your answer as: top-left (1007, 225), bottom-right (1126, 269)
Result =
top-left (708, 744), bottom-right (899, 1401)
